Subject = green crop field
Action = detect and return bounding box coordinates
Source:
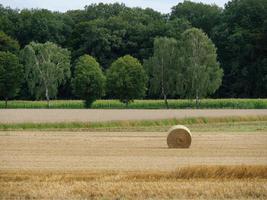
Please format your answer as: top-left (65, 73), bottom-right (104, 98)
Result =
top-left (1, 99), bottom-right (267, 109)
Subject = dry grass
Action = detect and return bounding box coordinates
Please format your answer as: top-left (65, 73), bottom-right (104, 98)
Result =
top-left (0, 166), bottom-right (266, 199)
top-left (1, 178), bottom-right (265, 200)
top-left (111, 165), bottom-right (267, 181)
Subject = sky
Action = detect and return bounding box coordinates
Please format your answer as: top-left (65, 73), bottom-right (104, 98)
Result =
top-left (0, 0), bottom-right (230, 13)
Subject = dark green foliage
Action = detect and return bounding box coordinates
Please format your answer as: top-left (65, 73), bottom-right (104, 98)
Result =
top-left (17, 9), bottom-right (74, 47)
top-left (0, 31), bottom-right (19, 53)
top-left (106, 55), bottom-right (147, 105)
top-left (72, 55), bottom-right (105, 108)
top-left (0, 1), bottom-right (266, 99)
top-left (69, 6), bottom-right (168, 68)
top-left (0, 5), bottom-right (73, 48)
top-left (171, 1), bottom-right (222, 36)
top-left (212, 0), bottom-right (267, 98)
top-left (70, 18), bottom-right (127, 68)
top-left (0, 5), bottom-right (20, 38)
top-left (67, 3), bottom-right (127, 23)
top-left (0, 51), bottom-right (23, 107)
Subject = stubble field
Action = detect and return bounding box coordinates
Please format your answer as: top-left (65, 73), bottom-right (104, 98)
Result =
top-left (1, 131), bottom-right (267, 170)
top-left (0, 109), bottom-right (267, 199)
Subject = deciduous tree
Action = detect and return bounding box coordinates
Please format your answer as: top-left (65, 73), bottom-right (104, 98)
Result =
top-left (72, 55), bottom-right (105, 108)
top-left (144, 37), bottom-right (180, 108)
top-left (0, 31), bottom-right (19, 53)
top-left (180, 28), bottom-right (223, 106)
top-left (106, 55), bottom-right (147, 106)
top-left (0, 51), bottom-right (23, 107)
top-left (171, 1), bottom-right (222, 36)
top-left (21, 42), bottom-right (71, 107)
top-left (212, 0), bottom-right (267, 98)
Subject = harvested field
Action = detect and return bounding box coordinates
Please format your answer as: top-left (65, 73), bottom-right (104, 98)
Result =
top-left (1, 131), bottom-right (267, 171)
top-left (1, 130), bottom-right (267, 199)
top-left (1, 109), bottom-right (267, 123)
top-left (1, 167), bottom-right (267, 200)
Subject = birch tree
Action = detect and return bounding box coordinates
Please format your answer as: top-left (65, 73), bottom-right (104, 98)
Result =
top-left (21, 42), bottom-right (71, 107)
top-left (180, 28), bottom-right (223, 107)
top-left (144, 37), bottom-right (181, 108)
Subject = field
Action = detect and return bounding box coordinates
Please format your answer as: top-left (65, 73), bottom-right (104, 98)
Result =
top-left (1, 99), bottom-right (267, 109)
top-left (1, 131), bottom-right (267, 170)
top-left (0, 109), bottom-right (267, 199)
top-left (1, 167), bottom-right (266, 199)
top-left (1, 167), bottom-right (267, 199)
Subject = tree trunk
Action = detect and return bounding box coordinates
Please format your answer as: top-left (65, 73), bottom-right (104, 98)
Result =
top-left (160, 56), bottom-right (169, 109)
top-left (125, 101), bottom-right (129, 108)
top-left (195, 90), bottom-right (199, 109)
top-left (164, 94), bottom-right (169, 109)
top-left (45, 87), bottom-right (50, 108)
top-left (5, 98), bottom-right (8, 108)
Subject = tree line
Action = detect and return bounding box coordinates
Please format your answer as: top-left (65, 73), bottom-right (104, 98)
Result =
top-left (0, 27), bottom-right (222, 108)
top-left (0, 0), bottom-right (266, 105)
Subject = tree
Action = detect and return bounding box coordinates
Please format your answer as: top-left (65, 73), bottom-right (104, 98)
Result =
top-left (171, 1), bottom-right (222, 36)
top-left (0, 31), bottom-right (19, 53)
top-left (70, 18), bottom-right (127, 68)
top-left (165, 18), bottom-right (191, 41)
top-left (144, 37), bottom-right (180, 108)
top-left (72, 55), bottom-right (105, 108)
top-left (106, 55), bottom-right (147, 106)
top-left (180, 28), bottom-right (223, 106)
top-left (21, 42), bottom-right (71, 107)
top-left (69, 6), bottom-right (167, 69)
top-left (1, 1), bottom-right (266, 100)
top-left (0, 4), bottom-right (20, 39)
top-left (17, 9), bottom-right (74, 47)
top-left (0, 51), bottom-right (23, 107)
top-left (212, 0), bottom-right (267, 98)
top-left (67, 3), bottom-right (127, 23)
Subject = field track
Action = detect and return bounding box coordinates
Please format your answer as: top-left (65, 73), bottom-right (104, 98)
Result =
top-left (1, 109), bottom-right (267, 123)
top-left (1, 131), bottom-right (266, 171)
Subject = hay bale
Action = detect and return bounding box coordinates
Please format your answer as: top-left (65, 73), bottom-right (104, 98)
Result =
top-left (167, 125), bottom-right (192, 148)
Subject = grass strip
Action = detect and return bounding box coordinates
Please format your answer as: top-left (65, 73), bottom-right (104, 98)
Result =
top-left (1, 115), bottom-right (267, 132)
top-left (1, 99), bottom-right (267, 109)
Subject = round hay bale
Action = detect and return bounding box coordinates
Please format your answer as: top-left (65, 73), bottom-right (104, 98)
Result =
top-left (167, 125), bottom-right (192, 148)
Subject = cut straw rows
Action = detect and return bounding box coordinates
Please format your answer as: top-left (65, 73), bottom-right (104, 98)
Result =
top-left (124, 165), bottom-right (267, 180)
top-left (1, 165), bottom-right (267, 181)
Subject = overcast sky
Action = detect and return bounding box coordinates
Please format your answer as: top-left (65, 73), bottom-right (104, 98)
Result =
top-left (0, 0), bottom-right (229, 13)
